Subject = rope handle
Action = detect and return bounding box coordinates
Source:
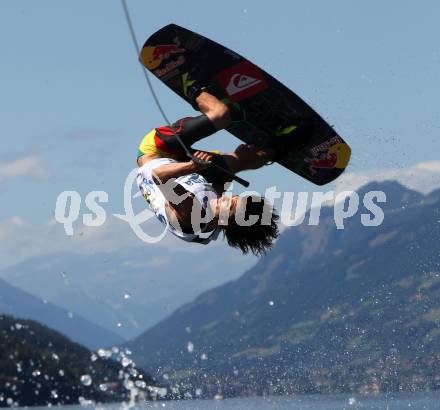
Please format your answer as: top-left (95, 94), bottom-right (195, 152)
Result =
top-left (188, 154), bottom-right (250, 188)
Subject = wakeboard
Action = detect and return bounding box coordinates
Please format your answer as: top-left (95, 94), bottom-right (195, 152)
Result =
top-left (140, 24), bottom-right (351, 186)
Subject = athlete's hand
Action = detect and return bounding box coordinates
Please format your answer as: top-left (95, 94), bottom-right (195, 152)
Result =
top-left (189, 151), bottom-right (214, 171)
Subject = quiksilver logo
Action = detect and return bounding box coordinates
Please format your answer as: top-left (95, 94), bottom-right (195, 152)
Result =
top-left (226, 73), bottom-right (262, 96)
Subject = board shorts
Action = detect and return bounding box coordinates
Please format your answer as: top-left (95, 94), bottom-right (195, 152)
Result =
top-left (137, 117), bottom-right (232, 187)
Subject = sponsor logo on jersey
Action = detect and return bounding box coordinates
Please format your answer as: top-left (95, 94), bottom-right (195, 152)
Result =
top-left (216, 60), bottom-right (268, 102)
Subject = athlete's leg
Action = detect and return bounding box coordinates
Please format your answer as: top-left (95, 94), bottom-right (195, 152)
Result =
top-left (220, 144), bottom-right (275, 174)
top-left (221, 118), bottom-right (313, 172)
top-left (154, 91), bottom-right (231, 158)
top-left (195, 91), bottom-right (231, 130)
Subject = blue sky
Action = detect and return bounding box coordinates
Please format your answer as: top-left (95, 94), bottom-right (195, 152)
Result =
top-left (1, 0), bottom-right (440, 268)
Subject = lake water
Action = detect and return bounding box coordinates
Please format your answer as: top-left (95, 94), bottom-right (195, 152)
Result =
top-left (33, 392), bottom-right (440, 410)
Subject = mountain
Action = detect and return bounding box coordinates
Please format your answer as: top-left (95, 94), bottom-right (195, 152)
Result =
top-left (126, 181), bottom-right (440, 397)
top-left (0, 244), bottom-right (255, 339)
top-left (427, 187), bottom-right (440, 202)
top-left (0, 314), bottom-right (154, 407)
top-left (0, 277), bottom-right (123, 349)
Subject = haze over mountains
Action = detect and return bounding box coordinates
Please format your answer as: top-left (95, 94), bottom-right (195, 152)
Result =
top-left (125, 182), bottom-right (440, 396)
top-left (0, 277), bottom-right (123, 349)
top-left (0, 241), bottom-right (255, 339)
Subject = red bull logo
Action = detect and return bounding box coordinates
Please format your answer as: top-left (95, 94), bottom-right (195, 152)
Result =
top-left (305, 139), bottom-right (351, 175)
top-left (141, 43), bottom-right (186, 70)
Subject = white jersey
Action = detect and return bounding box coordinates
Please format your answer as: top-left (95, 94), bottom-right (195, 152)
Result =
top-left (137, 158), bottom-right (221, 243)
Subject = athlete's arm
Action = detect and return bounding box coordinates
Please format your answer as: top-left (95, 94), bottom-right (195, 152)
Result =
top-left (153, 161), bottom-right (195, 183)
top-left (152, 151), bottom-right (213, 183)
top-left (152, 151), bottom-right (213, 224)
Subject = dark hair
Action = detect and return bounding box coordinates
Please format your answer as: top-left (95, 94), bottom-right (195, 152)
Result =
top-left (222, 195), bottom-right (279, 256)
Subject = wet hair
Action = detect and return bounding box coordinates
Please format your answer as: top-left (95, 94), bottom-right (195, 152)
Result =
top-left (222, 195), bottom-right (279, 256)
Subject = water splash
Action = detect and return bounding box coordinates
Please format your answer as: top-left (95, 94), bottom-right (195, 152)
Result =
top-left (80, 374), bottom-right (92, 386)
